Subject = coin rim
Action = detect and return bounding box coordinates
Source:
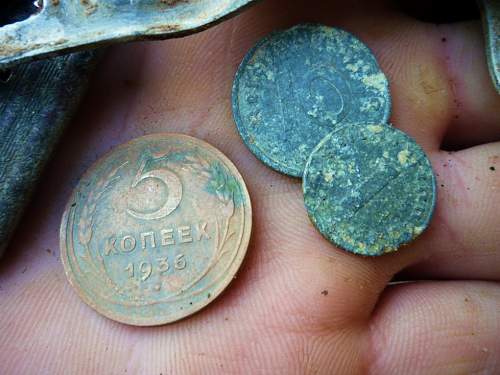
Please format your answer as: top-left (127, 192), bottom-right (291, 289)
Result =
top-left (302, 123), bottom-right (437, 256)
top-left (60, 133), bottom-right (252, 326)
top-left (232, 23), bottom-right (392, 177)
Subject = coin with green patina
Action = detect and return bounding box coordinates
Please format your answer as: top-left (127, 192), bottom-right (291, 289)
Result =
top-left (303, 124), bottom-right (436, 256)
top-left (232, 23), bottom-right (391, 177)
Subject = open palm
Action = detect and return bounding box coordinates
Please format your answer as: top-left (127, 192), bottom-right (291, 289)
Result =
top-left (1, 0), bottom-right (499, 374)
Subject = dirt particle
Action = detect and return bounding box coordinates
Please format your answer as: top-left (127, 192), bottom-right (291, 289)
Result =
top-left (441, 37), bottom-right (447, 42)
top-left (321, 290), bottom-right (328, 296)
top-left (490, 166), bottom-right (496, 171)
top-left (207, 293), bottom-right (211, 299)
top-left (21, 267), bottom-right (27, 274)
top-left (46, 248), bottom-right (52, 254)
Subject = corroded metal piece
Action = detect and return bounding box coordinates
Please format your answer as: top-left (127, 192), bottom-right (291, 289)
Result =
top-left (232, 24), bottom-right (391, 177)
top-left (303, 124), bottom-right (436, 256)
top-left (60, 134), bottom-right (252, 326)
top-left (0, 51), bottom-right (99, 257)
top-left (479, 0), bottom-right (500, 94)
top-left (0, 0), bottom-right (257, 69)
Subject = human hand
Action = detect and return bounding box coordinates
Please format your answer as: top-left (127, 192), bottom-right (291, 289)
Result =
top-left (1, 0), bottom-right (499, 373)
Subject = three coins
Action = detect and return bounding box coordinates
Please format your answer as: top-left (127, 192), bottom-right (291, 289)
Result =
top-left (60, 134), bottom-right (251, 325)
top-left (60, 22), bottom-right (436, 326)
top-left (232, 23), bottom-right (436, 256)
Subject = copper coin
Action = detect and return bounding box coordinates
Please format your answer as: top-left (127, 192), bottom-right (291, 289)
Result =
top-left (60, 134), bottom-right (252, 326)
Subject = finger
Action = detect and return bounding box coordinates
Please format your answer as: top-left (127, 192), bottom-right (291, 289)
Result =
top-left (0, 6), bottom-right (390, 375)
top-left (399, 142), bottom-right (500, 280)
top-left (20, 0), bottom-right (495, 316)
top-left (0, 1), bottom-right (422, 351)
top-left (344, 13), bottom-right (500, 152)
top-left (439, 21), bottom-right (500, 150)
top-left (325, 7), bottom-right (500, 280)
top-left (369, 281), bottom-right (500, 375)
top-left (0, 1), bottom-right (498, 374)
top-left (0, 2), bottom-right (496, 375)
top-left (229, 1), bottom-right (500, 285)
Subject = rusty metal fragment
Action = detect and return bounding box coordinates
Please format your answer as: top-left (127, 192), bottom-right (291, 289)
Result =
top-left (0, 0), bottom-right (257, 69)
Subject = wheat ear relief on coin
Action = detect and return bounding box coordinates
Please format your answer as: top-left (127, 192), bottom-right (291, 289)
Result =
top-left (60, 134), bottom-right (252, 326)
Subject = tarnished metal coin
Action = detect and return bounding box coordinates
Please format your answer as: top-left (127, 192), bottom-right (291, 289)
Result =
top-left (303, 124), bottom-right (436, 256)
top-left (60, 134), bottom-right (252, 326)
top-left (232, 23), bottom-right (391, 177)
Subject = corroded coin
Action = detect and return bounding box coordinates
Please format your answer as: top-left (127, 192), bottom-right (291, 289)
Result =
top-left (232, 23), bottom-right (391, 177)
top-left (60, 134), bottom-right (252, 325)
top-left (303, 124), bottom-right (436, 256)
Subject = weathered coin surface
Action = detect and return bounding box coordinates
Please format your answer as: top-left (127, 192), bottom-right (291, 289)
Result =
top-left (232, 23), bottom-right (391, 177)
top-left (303, 124), bottom-right (436, 256)
top-left (60, 134), bottom-right (252, 325)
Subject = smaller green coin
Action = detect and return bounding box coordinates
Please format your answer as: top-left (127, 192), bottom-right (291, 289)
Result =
top-left (303, 124), bottom-right (436, 256)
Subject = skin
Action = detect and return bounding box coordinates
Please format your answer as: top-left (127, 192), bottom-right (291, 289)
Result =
top-left (0, 0), bottom-right (499, 373)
